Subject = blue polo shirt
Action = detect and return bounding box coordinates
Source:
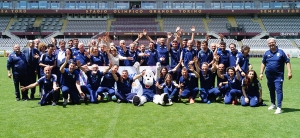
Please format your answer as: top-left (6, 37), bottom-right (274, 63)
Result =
top-left (198, 49), bottom-right (213, 67)
top-left (101, 71), bottom-right (120, 88)
top-left (162, 82), bottom-right (177, 91)
top-left (169, 47), bottom-right (181, 68)
top-left (116, 46), bottom-right (129, 66)
top-left (117, 76), bottom-right (133, 93)
top-left (242, 78), bottom-right (261, 96)
top-left (229, 51), bottom-right (241, 67)
top-left (124, 51), bottom-right (138, 66)
top-left (237, 53), bottom-right (250, 73)
top-left (39, 53), bottom-right (57, 76)
top-left (144, 49), bottom-right (160, 66)
top-left (99, 51), bottom-right (109, 66)
top-left (179, 73), bottom-right (197, 89)
top-left (38, 74), bottom-right (57, 92)
top-left (75, 51), bottom-right (89, 65)
top-left (217, 50), bottom-right (230, 68)
top-left (61, 68), bottom-right (79, 87)
top-left (86, 70), bottom-right (103, 89)
top-left (181, 48), bottom-right (197, 68)
top-left (199, 69), bottom-right (214, 89)
top-left (262, 47), bottom-right (289, 80)
top-left (224, 74), bottom-right (241, 90)
top-left (90, 54), bottom-right (104, 66)
top-left (155, 44), bottom-right (169, 66)
top-left (7, 52), bottom-right (28, 75)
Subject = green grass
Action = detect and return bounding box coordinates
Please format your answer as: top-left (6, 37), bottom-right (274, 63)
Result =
top-left (1, 57), bottom-right (300, 137)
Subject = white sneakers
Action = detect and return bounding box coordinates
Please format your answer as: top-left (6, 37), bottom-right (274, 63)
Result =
top-left (268, 104), bottom-right (276, 110)
top-left (169, 99), bottom-right (173, 105)
top-left (268, 104), bottom-right (282, 114)
top-left (63, 98), bottom-right (68, 106)
top-left (274, 107), bottom-right (282, 114)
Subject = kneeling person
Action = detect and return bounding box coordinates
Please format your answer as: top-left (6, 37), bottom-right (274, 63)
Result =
top-left (21, 66), bottom-right (60, 106)
top-left (241, 70), bottom-right (263, 107)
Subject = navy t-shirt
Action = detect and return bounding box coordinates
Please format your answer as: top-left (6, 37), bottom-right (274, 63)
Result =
top-left (101, 71), bottom-right (120, 88)
top-left (38, 74), bottom-right (57, 92)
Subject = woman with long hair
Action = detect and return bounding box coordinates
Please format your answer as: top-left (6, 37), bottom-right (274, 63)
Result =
top-left (241, 70), bottom-right (263, 107)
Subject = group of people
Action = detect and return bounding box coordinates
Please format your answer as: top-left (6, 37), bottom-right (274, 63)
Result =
top-left (7, 26), bottom-right (292, 114)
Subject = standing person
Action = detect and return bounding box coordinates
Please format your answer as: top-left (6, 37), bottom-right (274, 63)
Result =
top-left (108, 46), bottom-right (133, 66)
top-left (55, 40), bottom-right (66, 85)
top-left (236, 45), bottom-right (251, 77)
top-left (22, 40), bottom-right (40, 99)
top-left (39, 44), bottom-right (57, 77)
top-left (139, 42), bottom-right (160, 66)
top-left (99, 44), bottom-right (109, 66)
top-left (217, 41), bottom-right (230, 69)
top-left (180, 40), bottom-right (197, 68)
top-left (260, 38), bottom-right (292, 114)
top-left (67, 39), bottom-right (73, 48)
top-left (21, 66), bottom-right (60, 106)
top-left (124, 43), bottom-right (138, 66)
top-left (90, 46), bottom-right (105, 66)
top-left (7, 44), bottom-right (29, 101)
top-left (228, 43), bottom-right (240, 68)
top-left (75, 43), bottom-right (90, 66)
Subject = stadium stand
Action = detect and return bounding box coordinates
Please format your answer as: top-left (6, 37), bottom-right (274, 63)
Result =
top-left (10, 15), bottom-right (36, 32)
top-left (235, 16), bottom-right (262, 32)
top-left (40, 16), bottom-right (63, 32)
top-left (0, 16), bottom-right (11, 32)
top-left (163, 16), bottom-right (206, 32)
top-left (65, 20), bottom-right (107, 32)
top-left (111, 17), bottom-right (159, 32)
top-left (261, 16), bottom-right (300, 33)
top-left (207, 16), bottom-right (229, 33)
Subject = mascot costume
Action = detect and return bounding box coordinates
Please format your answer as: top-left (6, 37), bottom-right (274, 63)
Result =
top-left (131, 62), bottom-right (171, 106)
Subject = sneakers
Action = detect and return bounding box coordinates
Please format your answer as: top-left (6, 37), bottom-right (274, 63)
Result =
top-left (117, 99), bottom-right (121, 103)
top-left (52, 102), bottom-right (56, 106)
top-left (275, 107), bottom-right (282, 114)
top-left (169, 99), bottom-right (173, 105)
top-left (268, 104), bottom-right (276, 110)
top-left (63, 98), bottom-right (68, 106)
top-left (16, 98), bottom-right (20, 101)
top-left (207, 100), bottom-right (211, 104)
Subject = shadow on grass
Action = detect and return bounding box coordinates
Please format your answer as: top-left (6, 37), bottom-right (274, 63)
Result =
top-left (282, 108), bottom-right (300, 113)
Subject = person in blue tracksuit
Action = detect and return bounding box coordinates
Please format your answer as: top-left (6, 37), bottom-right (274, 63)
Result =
top-left (7, 44), bottom-right (29, 101)
top-left (217, 66), bottom-right (241, 105)
top-left (180, 40), bottom-right (197, 68)
top-left (260, 38), bottom-right (292, 114)
top-left (169, 40), bottom-right (181, 82)
top-left (115, 70), bottom-right (134, 103)
top-left (22, 40), bottom-right (40, 99)
top-left (97, 64), bottom-right (120, 101)
top-left (236, 45), bottom-right (251, 78)
top-left (195, 61), bottom-right (220, 104)
top-left (75, 43), bottom-right (90, 66)
top-left (241, 70), bottom-right (262, 107)
top-left (21, 66), bottom-right (60, 106)
top-left (228, 43), bottom-right (241, 68)
top-left (179, 66), bottom-right (200, 104)
top-left (80, 64), bottom-right (111, 103)
top-left (39, 44), bottom-right (57, 77)
top-left (141, 42), bottom-right (160, 66)
top-left (90, 46), bottom-right (105, 66)
top-left (217, 41), bottom-right (230, 69)
top-left (215, 63), bottom-right (228, 98)
top-left (159, 73), bottom-right (179, 104)
top-left (59, 57), bottom-right (85, 106)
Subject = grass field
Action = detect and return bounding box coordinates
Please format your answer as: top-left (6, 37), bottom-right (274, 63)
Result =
top-left (0, 57), bottom-right (300, 138)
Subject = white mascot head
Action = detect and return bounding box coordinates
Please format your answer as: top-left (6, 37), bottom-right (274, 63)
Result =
top-left (142, 69), bottom-right (155, 89)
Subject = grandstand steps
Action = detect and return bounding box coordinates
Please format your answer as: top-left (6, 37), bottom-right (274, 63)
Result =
top-left (33, 16), bottom-right (43, 27)
top-left (238, 41), bottom-right (243, 47)
top-left (155, 18), bottom-right (163, 31)
top-left (107, 18), bottom-right (116, 31)
top-left (60, 19), bottom-right (68, 32)
top-left (291, 40), bottom-right (299, 48)
top-left (251, 18), bottom-right (266, 31)
top-left (5, 18), bottom-right (17, 31)
top-left (202, 18), bottom-right (211, 32)
top-left (227, 16), bottom-right (238, 27)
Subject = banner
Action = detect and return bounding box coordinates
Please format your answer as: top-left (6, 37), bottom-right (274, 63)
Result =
top-left (79, 66), bottom-right (159, 96)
